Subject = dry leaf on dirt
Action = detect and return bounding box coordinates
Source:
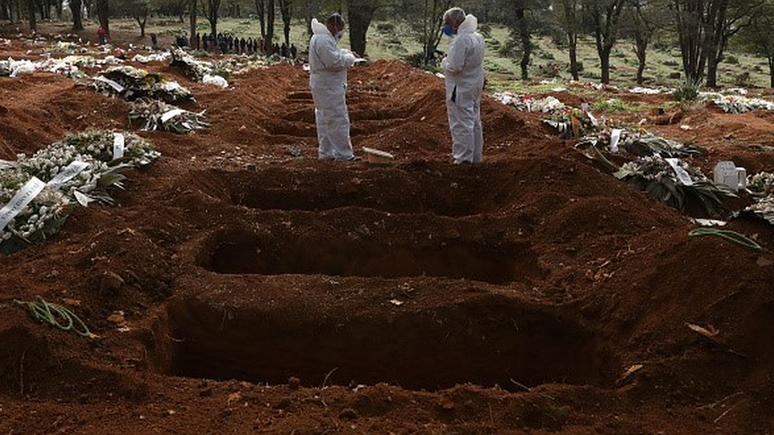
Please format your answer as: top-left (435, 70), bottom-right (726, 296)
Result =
top-left (686, 323), bottom-right (719, 338)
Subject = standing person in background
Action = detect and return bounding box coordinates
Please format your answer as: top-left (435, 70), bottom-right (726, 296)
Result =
top-left (308, 13), bottom-right (361, 161)
top-left (441, 7), bottom-right (485, 164)
top-left (97, 26), bottom-right (107, 45)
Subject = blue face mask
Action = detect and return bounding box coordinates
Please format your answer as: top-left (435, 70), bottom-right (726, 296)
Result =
top-left (442, 24), bottom-right (455, 37)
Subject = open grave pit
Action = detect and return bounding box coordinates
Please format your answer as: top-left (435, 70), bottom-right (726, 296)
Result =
top-left (148, 275), bottom-right (619, 392)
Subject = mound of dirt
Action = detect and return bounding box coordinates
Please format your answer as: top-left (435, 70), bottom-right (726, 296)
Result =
top-left (2, 23), bottom-right (774, 434)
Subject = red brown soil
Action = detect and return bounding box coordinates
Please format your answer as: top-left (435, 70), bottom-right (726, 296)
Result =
top-left (2, 23), bottom-right (774, 434)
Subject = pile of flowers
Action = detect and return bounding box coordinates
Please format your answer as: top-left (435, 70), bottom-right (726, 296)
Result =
top-left (744, 195), bottom-right (774, 225)
top-left (170, 47), bottom-right (212, 80)
top-left (91, 65), bottom-right (194, 102)
top-left (52, 128), bottom-right (160, 170)
top-left (746, 171), bottom-right (774, 198)
top-left (0, 58), bottom-right (38, 77)
top-left (132, 52), bottom-right (172, 64)
top-left (0, 168), bottom-right (73, 254)
top-left (0, 129), bottom-right (160, 254)
top-left (568, 81), bottom-right (620, 92)
top-left (170, 48), bottom-right (229, 88)
top-left (704, 93), bottom-right (774, 114)
top-left (493, 92), bottom-right (566, 113)
top-left (129, 98), bottom-right (209, 133)
top-left (629, 87), bottom-right (670, 95)
top-left (579, 128), bottom-right (702, 158)
top-left (0, 55), bottom-right (119, 79)
top-left (231, 58), bottom-right (272, 75)
top-left (614, 155), bottom-right (735, 215)
top-left (742, 171), bottom-right (774, 225)
top-left (543, 108), bottom-right (600, 139)
top-left (44, 40), bottom-right (91, 55)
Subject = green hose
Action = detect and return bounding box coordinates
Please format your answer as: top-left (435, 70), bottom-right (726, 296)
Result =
top-left (688, 228), bottom-right (764, 252)
top-left (14, 298), bottom-right (95, 338)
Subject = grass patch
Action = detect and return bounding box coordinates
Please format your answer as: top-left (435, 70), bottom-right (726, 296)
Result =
top-left (106, 16), bottom-right (771, 88)
top-left (592, 98), bottom-right (645, 113)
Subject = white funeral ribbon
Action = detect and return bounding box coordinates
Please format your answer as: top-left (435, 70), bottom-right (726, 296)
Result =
top-left (609, 129), bottom-right (622, 153)
top-left (113, 132), bottom-right (125, 159)
top-left (665, 158), bottom-right (694, 186)
top-left (586, 111), bottom-right (599, 127)
top-left (93, 75), bottom-right (125, 92)
top-left (0, 177), bottom-right (45, 234)
top-left (162, 81), bottom-right (181, 91)
top-left (160, 108), bottom-right (185, 123)
top-left (47, 161), bottom-right (89, 189)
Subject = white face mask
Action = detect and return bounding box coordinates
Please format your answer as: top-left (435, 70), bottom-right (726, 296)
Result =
top-left (334, 30), bottom-right (344, 42)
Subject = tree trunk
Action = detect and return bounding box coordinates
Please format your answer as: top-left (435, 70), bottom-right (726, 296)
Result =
top-left (347, 0), bottom-right (375, 56)
top-left (189, 0), bottom-right (197, 46)
top-left (27, 0), bottom-right (36, 32)
top-left (202, 0), bottom-right (220, 36)
top-left (266, 0), bottom-right (275, 48)
top-left (635, 37), bottom-right (648, 85)
top-left (70, 0), bottom-right (83, 30)
top-left (1, 1), bottom-right (8, 21)
top-left (255, 0), bottom-right (265, 38)
top-left (279, 0), bottom-right (291, 47)
top-left (600, 46), bottom-right (611, 83)
top-left (769, 57), bottom-right (774, 88)
top-left (706, 50), bottom-right (718, 88)
top-left (706, 19), bottom-right (729, 89)
top-left (136, 16), bottom-right (147, 37)
top-left (96, 0), bottom-right (108, 35)
top-left (675, 0), bottom-right (707, 84)
top-left (55, 0), bottom-right (62, 20)
top-left (568, 35), bottom-right (579, 80)
top-left (517, 9), bottom-right (531, 81)
top-left (84, 0), bottom-right (93, 19)
top-left (562, 0), bottom-right (579, 81)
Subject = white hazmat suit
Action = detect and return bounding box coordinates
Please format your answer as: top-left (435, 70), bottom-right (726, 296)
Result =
top-left (309, 18), bottom-right (357, 161)
top-left (441, 14), bottom-right (485, 164)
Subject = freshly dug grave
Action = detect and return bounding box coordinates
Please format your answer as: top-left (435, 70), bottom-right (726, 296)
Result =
top-left (1, 26), bottom-right (774, 434)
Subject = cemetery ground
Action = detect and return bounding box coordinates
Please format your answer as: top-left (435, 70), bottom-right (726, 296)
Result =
top-left (2, 20), bottom-right (774, 434)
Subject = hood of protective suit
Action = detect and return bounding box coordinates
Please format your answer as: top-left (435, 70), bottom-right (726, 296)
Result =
top-left (311, 18), bottom-right (329, 36)
top-left (458, 14), bottom-right (478, 34)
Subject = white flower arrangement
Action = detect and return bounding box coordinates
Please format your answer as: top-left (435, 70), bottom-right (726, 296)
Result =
top-left (581, 129), bottom-right (702, 158)
top-left (0, 168), bottom-right (73, 254)
top-left (129, 98), bottom-right (209, 133)
top-left (1, 129), bottom-right (161, 253)
top-left (746, 172), bottom-right (774, 198)
top-left (493, 91), bottom-right (567, 113)
top-left (170, 48), bottom-right (231, 87)
top-left (614, 155), bottom-right (736, 215)
top-left (704, 93), bottom-right (774, 114)
top-left (744, 194), bottom-right (774, 225)
top-left (91, 65), bottom-right (194, 103)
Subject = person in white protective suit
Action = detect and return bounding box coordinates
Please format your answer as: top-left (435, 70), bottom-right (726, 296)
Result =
top-left (308, 14), bottom-right (362, 161)
top-left (441, 7), bottom-right (485, 164)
